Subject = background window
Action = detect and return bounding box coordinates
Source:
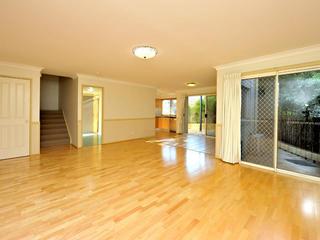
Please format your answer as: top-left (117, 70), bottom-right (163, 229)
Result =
top-left (162, 99), bottom-right (176, 116)
top-left (162, 100), bottom-right (171, 115)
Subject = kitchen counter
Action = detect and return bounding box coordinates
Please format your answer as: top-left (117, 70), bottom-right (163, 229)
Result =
top-left (155, 116), bottom-right (176, 132)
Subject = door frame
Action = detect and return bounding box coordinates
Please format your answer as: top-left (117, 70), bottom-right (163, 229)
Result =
top-left (0, 76), bottom-right (31, 159)
top-left (239, 66), bottom-right (320, 182)
top-left (81, 84), bottom-right (104, 147)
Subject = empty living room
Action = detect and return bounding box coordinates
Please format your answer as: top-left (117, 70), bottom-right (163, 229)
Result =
top-left (1, 1), bottom-right (320, 239)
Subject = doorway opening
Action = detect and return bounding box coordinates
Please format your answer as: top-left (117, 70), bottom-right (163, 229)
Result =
top-left (40, 74), bottom-right (71, 148)
top-left (186, 95), bottom-right (216, 136)
top-left (82, 86), bottom-right (103, 147)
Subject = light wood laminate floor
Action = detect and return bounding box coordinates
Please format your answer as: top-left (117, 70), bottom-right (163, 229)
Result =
top-left (147, 131), bottom-right (215, 154)
top-left (0, 133), bottom-right (319, 239)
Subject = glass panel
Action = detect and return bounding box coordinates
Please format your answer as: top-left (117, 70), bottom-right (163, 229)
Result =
top-left (206, 95), bottom-right (216, 137)
top-left (184, 97), bottom-right (189, 133)
top-left (241, 76), bottom-right (275, 167)
top-left (201, 96), bottom-right (206, 134)
top-left (277, 70), bottom-right (320, 177)
top-left (162, 100), bottom-right (171, 115)
top-left (188, 96), bottom-right (201, 134)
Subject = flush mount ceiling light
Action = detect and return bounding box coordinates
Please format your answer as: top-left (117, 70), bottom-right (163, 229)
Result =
top-left (133, 46), bottom-right (157, 59)
top-left (186, 82), bottom-right (197, 87)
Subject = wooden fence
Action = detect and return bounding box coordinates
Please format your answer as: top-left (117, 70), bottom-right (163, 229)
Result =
top-left (278, 120), bottom-right (320, 154)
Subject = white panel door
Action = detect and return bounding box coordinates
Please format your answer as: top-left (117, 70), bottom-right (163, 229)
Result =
top-left (0, 77), bottom-right (30, 159)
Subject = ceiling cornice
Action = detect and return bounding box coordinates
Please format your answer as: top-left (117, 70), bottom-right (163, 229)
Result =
top-left (214, 44), bottom-right (320, 71)
top-left (0, 61), bottom-right (43, 72)
top-left (77, 73), bottom-right (157, 89)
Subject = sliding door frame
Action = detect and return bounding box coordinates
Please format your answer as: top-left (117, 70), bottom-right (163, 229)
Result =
top-left (185, 94), bottom-right (216, 137)
top-left (240, 66), bottom-right (320, 182)
top-left (240, 72), bottom-right (277, 172)
top-left (199, 96), bottom-right (204, 132)
top-left (273, 74), bottom-right (279, 170)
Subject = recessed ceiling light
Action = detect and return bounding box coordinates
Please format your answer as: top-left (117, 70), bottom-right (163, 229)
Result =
top-left (133, 46), bottom-right (157, 59)
top-left (186, 82), bottom-right (197, 87)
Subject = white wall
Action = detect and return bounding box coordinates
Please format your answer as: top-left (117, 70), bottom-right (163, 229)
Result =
top-left (59, 77), bottom-right (78, 146)
top-left (176, 86), bottom-right (216, 97)
top-left (156, 89), bottom-right (176, 99)
top-left (0, 62), bottom-right (42, 155)
top-left (77, 74), bottom-right (156, 146)
top-left (40, 75), bottom-right (59, 110)
top-left (215, 44), bottom-right (320, 159)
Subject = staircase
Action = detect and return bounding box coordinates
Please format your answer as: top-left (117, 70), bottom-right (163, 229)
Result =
top-left (40, 110), bottom-right (70, 148)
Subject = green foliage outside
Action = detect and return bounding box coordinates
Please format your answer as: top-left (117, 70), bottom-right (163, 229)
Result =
top-left (279, 70), bottom-right (320, 121)
top-left (188, 96), bottom-right (216, 123)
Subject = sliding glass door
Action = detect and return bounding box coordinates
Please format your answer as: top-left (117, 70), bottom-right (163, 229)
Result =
top-left (277, 70), bottom-right (320, 177)
top-left (187, 96), bottom-right (205, 134)
top-left (241, 69), bottom-right (320, 179)
top-left (187, 95), bottom-right (216, 136)
top-left (241, 76), bottom-right (276, 168)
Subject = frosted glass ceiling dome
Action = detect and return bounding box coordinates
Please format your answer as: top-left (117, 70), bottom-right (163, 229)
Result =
top-left (133, 46), bottom-right (157, 59)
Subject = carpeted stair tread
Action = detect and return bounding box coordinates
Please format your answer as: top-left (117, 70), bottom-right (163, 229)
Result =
top-left (40, 110), bottom-right (70, 148)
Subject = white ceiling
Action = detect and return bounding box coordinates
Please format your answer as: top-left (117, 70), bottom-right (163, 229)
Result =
top-left (1, 0), bottom-right (320, 90)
